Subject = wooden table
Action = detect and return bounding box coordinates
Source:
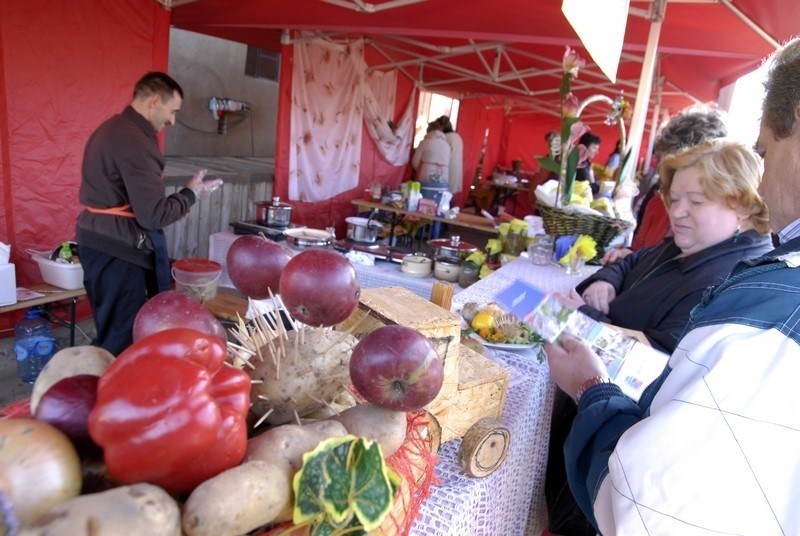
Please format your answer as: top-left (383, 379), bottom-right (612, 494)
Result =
top-left (0, 284), bottom-right (87, 346)
top-left (351, 200), bottom-right (497, 249)
top-left (486, 179), bottom-right (531, 215)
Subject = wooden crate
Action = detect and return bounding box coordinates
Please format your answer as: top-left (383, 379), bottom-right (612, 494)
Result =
top-left (427, 344), bottom-right (509, 442)
top-left (338, 286), bottom-right (463, 397)
top-left (338, 286), bottom-right (509, 443)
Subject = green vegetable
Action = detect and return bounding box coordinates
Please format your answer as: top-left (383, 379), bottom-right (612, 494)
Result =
top-left (293, 435), bottom-right (400, 535)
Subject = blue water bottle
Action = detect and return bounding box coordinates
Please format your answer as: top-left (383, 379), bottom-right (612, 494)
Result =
top-left (15, 307), bottom-right (56, 384)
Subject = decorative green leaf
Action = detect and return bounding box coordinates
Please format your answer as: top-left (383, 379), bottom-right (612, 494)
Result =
top-left (563, 146), bottom-right (580, 205)
top-left (559, 72), bottom-right (571, 99)
top-left (293, 435), bottom-right (399, 535)
top-left (321, 439), bottom-right (355, 524)
top-left (350, 439), bottom-right (397, 532)
top-left (293, 436), bottom-right (355, 525)
top-left (535, 155), bottom-right (560, 174)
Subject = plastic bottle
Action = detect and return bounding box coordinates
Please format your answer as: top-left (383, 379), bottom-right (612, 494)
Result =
top-left (15, 307), bottom-right (56, 384)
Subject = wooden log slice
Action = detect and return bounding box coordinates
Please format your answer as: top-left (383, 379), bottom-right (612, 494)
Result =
top-left (457, 417), bottom-right (511, 478)
top-left (424, 411), bottom-right (442, 455)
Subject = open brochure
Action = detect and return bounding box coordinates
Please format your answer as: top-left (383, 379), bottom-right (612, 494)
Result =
top-left (495, 280), bottom-right (668, 401)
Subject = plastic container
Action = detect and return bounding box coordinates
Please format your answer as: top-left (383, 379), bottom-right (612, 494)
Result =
top-left (15, 307), bottom-right (56, 384)
top-left (172, 258), bottom-right (221, 303)
top-left (31, 251), bottom-right (84, 290)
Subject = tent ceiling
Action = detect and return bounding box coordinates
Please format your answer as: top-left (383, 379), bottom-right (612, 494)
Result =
top-left (171, 0), bottom-right (797, 121)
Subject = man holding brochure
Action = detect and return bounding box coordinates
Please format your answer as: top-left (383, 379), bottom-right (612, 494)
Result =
top-left (546, 38), bottom-right (800, 534)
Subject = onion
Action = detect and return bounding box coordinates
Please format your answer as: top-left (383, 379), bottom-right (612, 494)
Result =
top-left (0, 419), bottom-right (82, 525)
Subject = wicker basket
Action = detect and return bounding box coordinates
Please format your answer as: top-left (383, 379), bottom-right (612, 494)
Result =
top-left (536, 202), bottom-right (633, 251)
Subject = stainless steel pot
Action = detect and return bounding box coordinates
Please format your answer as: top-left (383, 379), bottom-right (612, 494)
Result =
top-left (428, 235), bottom-right (477, 260)
top-left (345, 216), bottom-right (383, 243)
top-left (256, 197), bottom-right (293, 228)
top-left (284, 228), bottom-right (333, 249)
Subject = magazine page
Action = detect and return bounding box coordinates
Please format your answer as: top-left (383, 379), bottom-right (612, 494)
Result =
top-left (495, 281), bottom-right (668, 401)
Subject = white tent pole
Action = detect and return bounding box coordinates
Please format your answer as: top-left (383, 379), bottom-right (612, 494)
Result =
top-left (624, 0), bottom-right (665, 184)
top-left (643, 75), bottom-right (662, 175)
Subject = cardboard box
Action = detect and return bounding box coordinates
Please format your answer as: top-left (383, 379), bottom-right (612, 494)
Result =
top-left (0, 264), bottom-right (16, 306)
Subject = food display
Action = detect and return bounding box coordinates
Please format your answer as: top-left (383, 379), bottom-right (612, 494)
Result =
top-left (0, 257), bottom-right (446, 536)
top-left (460, 301), bottom-right (544, 347)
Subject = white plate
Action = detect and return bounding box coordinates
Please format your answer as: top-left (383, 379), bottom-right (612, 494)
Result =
top-left (469, 332), bottom-right (536, 351)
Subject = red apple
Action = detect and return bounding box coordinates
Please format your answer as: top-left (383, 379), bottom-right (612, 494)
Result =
top-left (133, 290), bottom-right (227, 345)
top-left (227, 235), bottom-right (293, 299)
top-left (349, 325), bottom-right (444, 411)
top-left (279, 249), bottom-right (360, 326)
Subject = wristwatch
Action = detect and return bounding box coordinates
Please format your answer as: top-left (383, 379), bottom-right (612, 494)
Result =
top-left (575, 375), bottom-right (611, 403)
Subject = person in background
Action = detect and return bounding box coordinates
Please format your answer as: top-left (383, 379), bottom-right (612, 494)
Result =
top-left (436, 115), bottom-right (464, 206)
top-left (547, 37), bottom-right (800, 534)
top-left (573, 132), bottom-right (601, 195)
top-left (544, 139), bottom-right (772, 535)
top-left (76, 72), bottom-right (223, 356)
top-left (604, 138), bottom-right (622, 173)
top-left (603, 106), bottom-right (729, 264)
top-left (411, 120), bottom-right (451, 186)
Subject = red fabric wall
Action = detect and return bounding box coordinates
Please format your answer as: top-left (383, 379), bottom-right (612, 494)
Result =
top-left (0, 0), bottom-right (170, 330)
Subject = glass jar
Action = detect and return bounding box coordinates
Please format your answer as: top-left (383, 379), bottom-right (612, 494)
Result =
top-left (528, 235), bottom-right (554, 265)
top-left (458, 261), bottom-right (480, 288)
top-left (502, 231), bottom-right (528, 256)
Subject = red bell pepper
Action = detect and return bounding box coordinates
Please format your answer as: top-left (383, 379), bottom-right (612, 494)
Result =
top-left (88, 328), bottom-right (250, 495)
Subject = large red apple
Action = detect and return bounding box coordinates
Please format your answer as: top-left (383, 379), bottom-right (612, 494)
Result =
top-left (227, 235), bottom-right (293, 299)
top-left (133, 290), bottom-right (227, 345)
top-left (279, 249), bottom-right (360, 326)
top-left (349, 325), bottom-right (444, 411)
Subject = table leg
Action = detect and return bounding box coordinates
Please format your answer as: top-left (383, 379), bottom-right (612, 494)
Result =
top-left (68, 298), bottom-right (76, 347)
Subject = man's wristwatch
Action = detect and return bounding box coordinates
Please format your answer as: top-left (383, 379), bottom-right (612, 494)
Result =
top-left (575, 375), bottom-right (612, 403)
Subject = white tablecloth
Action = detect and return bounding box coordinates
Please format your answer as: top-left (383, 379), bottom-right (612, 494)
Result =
top-left (410, 257), bottom-right (601, 536)
top-left (209, 231), bottom-right (462, 301)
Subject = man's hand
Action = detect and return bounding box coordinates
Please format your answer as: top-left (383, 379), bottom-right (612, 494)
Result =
top-left (580, 281), bottom-right (616, 314)
top-left (186, 168), bottom-right (224, 200)
top-left (546, 335), bottom-right (607, 401)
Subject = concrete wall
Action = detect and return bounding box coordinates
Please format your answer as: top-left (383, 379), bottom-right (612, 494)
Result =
top-left (166, 28), bottom-right (279, 158)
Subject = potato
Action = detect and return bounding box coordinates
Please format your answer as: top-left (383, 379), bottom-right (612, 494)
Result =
top-left (245, 419), bottom-right (347, 472)
top-left (245, 419), bottom-right (347, 524)
top-left (331, 403), bottom-right (408, 458)
top-left (20, 483), bottom-right (180, 536)
top-left (249, 328), bottom-right (357, 426)
top-left (182, 460), bottom-right (291, 536)
top-left (31, 346), bottom-right (114, 414)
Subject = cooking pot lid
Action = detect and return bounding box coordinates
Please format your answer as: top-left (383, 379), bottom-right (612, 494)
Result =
top-left (428, 238), bottom-right (477, 252)
top-left (257, 200), bottom-right (293, 209)
top-left (284, 228), bottom-right (332, 241)
top-left (346, 216), bottom-right (383, 229)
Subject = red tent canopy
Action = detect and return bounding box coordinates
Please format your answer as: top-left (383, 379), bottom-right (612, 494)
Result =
top-left (172, 0), bottom-right (798, 120)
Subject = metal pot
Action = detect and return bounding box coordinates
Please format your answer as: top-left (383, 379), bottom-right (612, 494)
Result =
top-left (428, 235), bottom-right (477, 260)
top-left (284, 228), bottom-right (333, 249)
top-left (345, 216), bottom-right (383, 243)
top-left (256, 197), bottom-right (293, 228)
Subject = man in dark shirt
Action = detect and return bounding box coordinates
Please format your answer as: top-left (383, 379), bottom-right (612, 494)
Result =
top-left (76, 72), bottom-right (223, 355)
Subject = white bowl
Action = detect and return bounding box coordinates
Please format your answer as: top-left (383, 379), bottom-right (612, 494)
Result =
top-left (401, 255), bottom-right (432, 277)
